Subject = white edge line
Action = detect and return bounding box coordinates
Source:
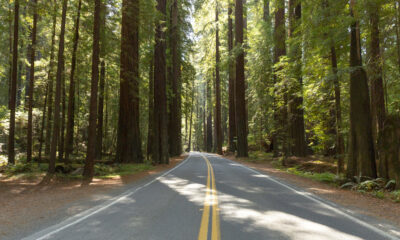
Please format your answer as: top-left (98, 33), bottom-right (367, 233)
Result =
top-left (217, 155), bottom-right (398, 240)
top-left (22, 153), bottom-right (192, 240)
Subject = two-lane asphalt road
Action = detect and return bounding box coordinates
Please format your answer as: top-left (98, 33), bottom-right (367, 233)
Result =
top-left (22, 152), bottom-right (398, 240)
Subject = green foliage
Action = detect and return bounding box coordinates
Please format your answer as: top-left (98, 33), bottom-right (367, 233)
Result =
top-left (94, 163), bottom-right (153, 178)
top-left (287, 167), bottom-right (336, 183)
top-left (391, 190), bottom-right (400, 203)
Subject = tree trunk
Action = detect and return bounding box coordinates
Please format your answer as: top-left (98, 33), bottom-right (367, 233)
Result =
top-left (152, 0), bottom-right (169, 164)
top-left (214, 1), bottom-right (222, 155)
top-left (203, 85), bottom-right (207, 150)
top-left (272, 0), bottom-right (286, 158)
top-left (288, 0), bottom-right (306, 157)
top-left (228, 1), bottom-right (236, 153)
top-left (97, 61), bottom-right (105, 159)
top-left (59, 62), bottom-right (66, 162)
top-left (147, 56), bottom-right (154, 160)
top-left (8, 3), bottom-right (12, 109)
top-left (168, 0), bottom-right (182, 157)
top-left (65, 0), bottom-right (81, 163)
top-left (188, 89), bottom-right (194, 151)
top-left (27, 0), bottom-right (38, 162)
top-left (347, 0), bottom-right (377, 179)
top-left (8, 0), bottom-right (19, 165)
top-left (330, 46), bottom-right (345, 174)
top-left (45, 1), bottom-right (57, 156)
top-left (116, 0), bottom-right (143, 163)
top-left (368, 2), bottom-right (386, 178)
top-left (49, 0), bottom-right (68, 174)
top-left (235, 0), bottom-right (248, 157)
top-left (83, 0), bottom-right (101, 178)
top-left (206, 79), bottom-right (213, 152)
top-left (96, 2), bottom-right (106, 160)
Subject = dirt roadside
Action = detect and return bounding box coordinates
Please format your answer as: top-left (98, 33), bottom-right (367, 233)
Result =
top-left (224, 154), bottom-right (400, 229)
top-left (0, 155), bottom-right (186, 239)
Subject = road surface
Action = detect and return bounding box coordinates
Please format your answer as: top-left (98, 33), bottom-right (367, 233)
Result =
top-left (22, 152), bottom-right (398, 240)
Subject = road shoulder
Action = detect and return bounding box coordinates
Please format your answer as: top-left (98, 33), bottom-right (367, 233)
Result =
top-left (0, 155), bottom-right (187, 240)
top-left (224, 154), bottom-right (400, 235)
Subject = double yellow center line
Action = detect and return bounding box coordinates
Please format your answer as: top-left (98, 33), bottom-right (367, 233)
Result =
top-left (198, 154), bottom-right (221, 240)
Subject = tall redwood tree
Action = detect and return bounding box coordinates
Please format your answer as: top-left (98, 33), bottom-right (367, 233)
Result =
top-left (116, 0), bottom-right (143, 163)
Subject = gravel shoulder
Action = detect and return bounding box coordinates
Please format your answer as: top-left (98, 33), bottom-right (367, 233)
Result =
top-left (0, 155), bottom-right (186, 240)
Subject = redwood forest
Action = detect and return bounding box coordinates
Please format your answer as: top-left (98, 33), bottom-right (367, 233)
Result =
top-left (1, 0), bottom-right (400, 239)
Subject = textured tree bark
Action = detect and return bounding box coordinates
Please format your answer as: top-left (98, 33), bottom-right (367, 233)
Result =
top-left (116, 0), bottom-right (143, 163)
top-left (347, 0), bottom-right (377, 179)
top-left (8, 3), bottom-right (12, 109)
top-left (203, 85), bottom-right (207, 151)
top-left (228, 2), bottom-right (236, 153)
top-left (147, 57), bottom-right (154, 160)
top-left (49, 0), bottom-right (68, 174)
top-left (272, 0), bottom-right (286, 158)
top-left (235, 0), bottom-right (248, 157)
top-left (168, 0), bottom-right (182, 157)
top-left (83, 0), bottom-right (101, 178)
top-left (368, 2), bottom-right (386, 178)
top-left (27, 0), bottom-right (38, 162)
top-left (96, 2), bottom-right (106, 160)
top-left (215, 1), bottom-right (222, 155)
top-left (152, 0), bottom-right (169, 164)
top-left (8, 0), bottom-right (19, 165)
top-left (97, 60), bottom-right (105, 159)
top-left (188, 89), bottom-right (194, 151)
top-left (59, 59), bottom-right (66, 162)
top-left (207, 79), bottom-right (213, 152)
top-left (65, 0), bottom-right (82, 163)
top-left (45, 1), bottom-right (57, 156)
top-left (287, 0), bottom-right (306, 157)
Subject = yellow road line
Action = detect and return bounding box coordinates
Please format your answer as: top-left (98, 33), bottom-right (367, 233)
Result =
top-left (198, 156), bottom-right (211, 240)
top-left (209, 159), bottom-right (221, 240)
top-left (198, 154), bottom-right (221, 240)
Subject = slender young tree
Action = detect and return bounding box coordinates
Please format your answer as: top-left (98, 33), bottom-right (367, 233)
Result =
top-left (347, 0), bottom-right (377, 179)
top-left (331, 45), bottom-right (345, 174)
top-left (45, 1), bottom-right (57, 156)
top-left (83, 0), bottom-right (101, 178)
top-left (59, 60), bottom-right (66, 162)
top-left (147, 56), bottom-right (154, 160)
top-left (206, 79), bottom-right (213, 152)
top-left (116, 0), bottom-right (143, 163)
top-left (65, 0), bottom-right (82, 163)
top-left (215, 0), bottom-right (222, 155)
top-left (49, 0), bottom-right (68, 174)
top-left (96, 1), bottom-right (106, 160)
top-left (152, 0), bottom-right (169, 164)
top-left (26, 0), bottom-right (38, 162)
top-left (8, 0), bottom-right (20, 165)
top-left (235, 0), bottom-right (248, 157)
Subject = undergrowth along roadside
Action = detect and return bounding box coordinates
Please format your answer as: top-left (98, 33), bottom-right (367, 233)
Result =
top-left (237, 151), bottom-right (400, 203)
